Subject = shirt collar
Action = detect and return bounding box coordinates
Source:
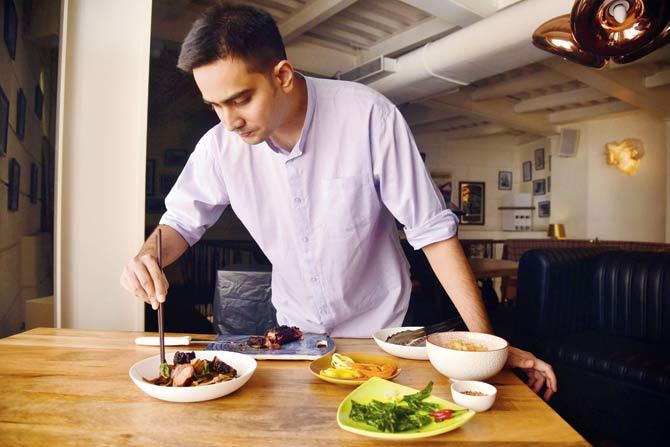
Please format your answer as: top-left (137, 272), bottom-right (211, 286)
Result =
top-left (265, 72), bottom-right (315, 160)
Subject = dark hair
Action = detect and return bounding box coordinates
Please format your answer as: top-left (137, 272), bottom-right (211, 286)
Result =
top-left (177, 2), bottom-right (287, 73)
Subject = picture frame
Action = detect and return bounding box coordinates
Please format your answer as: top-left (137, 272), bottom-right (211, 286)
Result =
top-left (534, 148), bottom-right (545, 170)
top-left (16, 88), bottom-right (25, 141)
top-left (533, 178), bottom-right (546, 196)
top-left (29, 162), bottom-right (38, 203)
top-left (522, 161), bottom-right (532, 182)
top-left (8, 157), bottom-right (19, 211)
top-left (0, 86), bottom-right (8, 157)
top-left (3, 0), bottom-right (17, 60)
top-left (458, 181), bottom-right (485, 225)
top-left (538, 200), bottom-right (551, 218)
top-left (431, 172), bottom-right (452, 205)
top-left (498, 170), bottom-right (512, 190)
top-left (146, 159), bottom-right (156, 196)
top-left (164, 149), bottom-right (188, 167)
top-left (34, 84), bottom-right (44, 120)
top-left (548, 175), bottom-right (551, 193)
top-left (159, 174), bottom-right (178, 195)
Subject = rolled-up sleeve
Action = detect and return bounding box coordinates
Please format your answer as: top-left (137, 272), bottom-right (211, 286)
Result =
top-left (159, 129), bottom-right (229, 246)
top-left (371, 105), bottom-right (459, 250)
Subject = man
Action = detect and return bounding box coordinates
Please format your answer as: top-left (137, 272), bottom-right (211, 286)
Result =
top-left (120, 3), bottom-right (557, 400)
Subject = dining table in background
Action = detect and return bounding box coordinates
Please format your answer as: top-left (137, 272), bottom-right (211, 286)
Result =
top-left (0, 328), bottom-right (588, 447)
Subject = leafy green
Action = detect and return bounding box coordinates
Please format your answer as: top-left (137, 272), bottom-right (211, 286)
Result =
top-left (159, 362), bottom-right (170, 379)
top-left (348, 381), bottom-right (439, 433)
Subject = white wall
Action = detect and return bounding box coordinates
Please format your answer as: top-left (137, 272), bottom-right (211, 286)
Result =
top-left (553, 112), bottom-right (667, 242)
top-left (414, 133), bottom-right (527, 232)
top-left (55, 0), bottom-right (151, 330)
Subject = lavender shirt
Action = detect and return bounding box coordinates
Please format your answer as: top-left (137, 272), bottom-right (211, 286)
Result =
top-left (160, 75), bottom-right (458, 337)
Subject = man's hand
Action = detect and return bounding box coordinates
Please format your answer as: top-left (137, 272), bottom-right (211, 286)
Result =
top-left (507, 346), bottom-right (557, 401)
top-left (120, 253), bottom-right (169, 310)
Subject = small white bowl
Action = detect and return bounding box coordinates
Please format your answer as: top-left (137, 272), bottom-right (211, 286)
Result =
top-left (451, 380), bottom-right (497, 412)
top-left (426, 331), bottom-right (508, 381)
top-left (129, 350), bottom-right (257, 402)
top-left (372, 326), bottom-right (428, 360)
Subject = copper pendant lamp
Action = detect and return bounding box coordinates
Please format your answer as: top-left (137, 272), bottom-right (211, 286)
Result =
top-left (532, 0), bottom-right (670, 67)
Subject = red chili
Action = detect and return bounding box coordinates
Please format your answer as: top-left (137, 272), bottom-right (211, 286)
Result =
top-left (430, 409), bottom-right (454, 421)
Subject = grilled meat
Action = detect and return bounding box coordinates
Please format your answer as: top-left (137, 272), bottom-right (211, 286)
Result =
top-left (172, 363), bottom-right (195, 387)
top-left (247, 335), bottom-right (266, 349)
top-left (265, 325), bottom-right (303, 345)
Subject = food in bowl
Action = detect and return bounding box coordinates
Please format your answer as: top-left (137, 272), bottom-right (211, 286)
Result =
top-left (144, 351), bottom-right (237, 387)
top-left (372, 327), bottom-right (429, 360)
top-left (445, 340), bottom-right (488, 352)
top-left (462, 390), bottom-right (488, 396)
top-left (319, 353), bottom-right (397, 380)
top-left (426, 331), bottom-right (509, 381)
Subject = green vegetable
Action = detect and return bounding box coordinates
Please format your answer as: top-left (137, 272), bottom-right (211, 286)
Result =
top-left (159, 362), bottom-right (170, 379)
top-left (348, 382), bottom-right (442, 433)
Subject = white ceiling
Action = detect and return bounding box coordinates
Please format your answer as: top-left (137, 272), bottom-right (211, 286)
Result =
top-left (152, 0), bottom-right (670, 142)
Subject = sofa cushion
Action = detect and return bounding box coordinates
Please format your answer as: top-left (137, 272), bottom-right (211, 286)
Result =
top-left (537, 332), bottom-right (670, 394)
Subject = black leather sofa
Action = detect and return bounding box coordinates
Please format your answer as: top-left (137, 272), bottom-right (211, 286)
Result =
top-left (514, 247), bottom-right (670, 446)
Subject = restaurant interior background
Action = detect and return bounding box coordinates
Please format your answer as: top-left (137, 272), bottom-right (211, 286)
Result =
top-left (1, 0), bottom-right (670, 357)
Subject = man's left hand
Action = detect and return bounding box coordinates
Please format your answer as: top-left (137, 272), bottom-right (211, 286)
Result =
top-left (506, 346), bottom-right (557, 401)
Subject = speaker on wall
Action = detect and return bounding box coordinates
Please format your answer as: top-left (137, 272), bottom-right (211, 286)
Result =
top-left (557, 128), bottom-right (580, 157)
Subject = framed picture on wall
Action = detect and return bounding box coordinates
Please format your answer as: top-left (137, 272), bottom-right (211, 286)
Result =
top-left (8, 157), bottom-right (20, 211)
top-left (498, 171), bottom-right (512, 190)
top-left (0, 86), bottom-right (8, 156)
top-left (16, 88), bottom-right (25, 141)
top-left (538, 200), bottom-right (551, 217)
top-left (29, 162), bottom-right (38, 203)
top-left (534, 148), bottom-right (545, 170)
top-left (522, 161), bottom-right (532, 182)
top-left (34, 84), bottom-right (44, 120)
top-left (3, 0), bottom-right (18, 60)
top-left (533, 179), bottom-right (546, 196)
top-left (459, 181), bottom-right (485, 225)
top-left (164, 149), bottom-right (188, 167)
top-left (431, 172), bottom-right (452, 205)
top-left (548, 175), bottom-right (551, 192)
top-left (146, 159), bottom-right (156, 196)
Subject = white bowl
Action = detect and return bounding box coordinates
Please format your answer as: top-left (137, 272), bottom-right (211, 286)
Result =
top-left (426, 332), bottom-right (508, 381)
top-left (129, 350), bottom-right (257, 402)
top-left (372, 326), bottom-right (428, 360)
top-left (451, 380), bottom-right (497, 412)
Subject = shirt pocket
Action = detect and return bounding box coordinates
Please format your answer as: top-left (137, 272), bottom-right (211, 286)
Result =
top-left (320, 176), bottom-right (375, 239)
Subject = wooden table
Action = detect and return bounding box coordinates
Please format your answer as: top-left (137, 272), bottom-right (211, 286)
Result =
top-left (0, 328), bottom-right (588, 447)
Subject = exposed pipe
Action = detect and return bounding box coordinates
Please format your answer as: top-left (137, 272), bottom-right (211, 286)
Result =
top-left (368, 0), bottom-right (575, 104)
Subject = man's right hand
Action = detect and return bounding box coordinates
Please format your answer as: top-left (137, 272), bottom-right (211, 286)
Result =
top-left (120, 253), bottom-right (169, 310)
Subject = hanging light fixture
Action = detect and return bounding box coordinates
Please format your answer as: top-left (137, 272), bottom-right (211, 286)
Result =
top-left (533, 0), bottom-right (670, 67)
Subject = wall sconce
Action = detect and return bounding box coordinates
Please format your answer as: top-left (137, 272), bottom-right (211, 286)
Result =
top-left (605, 138), bottom-right (644, 175)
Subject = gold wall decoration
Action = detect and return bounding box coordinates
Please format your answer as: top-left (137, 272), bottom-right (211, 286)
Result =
top-left (605, 138), bottom-right (644, 175)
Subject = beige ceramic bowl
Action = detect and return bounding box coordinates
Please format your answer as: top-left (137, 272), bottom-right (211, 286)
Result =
top-left (426, 331), bottom-right (508, 381)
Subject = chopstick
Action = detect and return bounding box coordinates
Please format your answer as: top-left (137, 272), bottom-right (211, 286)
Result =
top-left (156, 229), bottom-right (166, 364)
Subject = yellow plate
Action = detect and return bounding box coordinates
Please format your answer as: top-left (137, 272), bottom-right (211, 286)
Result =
top-left (309, 353), bottom-right (401, 386)
top-left (337, 377), bottom-right (475, 439)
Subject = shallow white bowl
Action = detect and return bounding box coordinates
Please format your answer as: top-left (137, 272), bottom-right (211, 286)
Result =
top-left (451, 380), bottom-right (497, 412)
top-left (372, 326), bottom-right (428, 360)
top-left (129, 350), bottom-right (257, 403)
top-left (426, 332), bottom-right (508, 381)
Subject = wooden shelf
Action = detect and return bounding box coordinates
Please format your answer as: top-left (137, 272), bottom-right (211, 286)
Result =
top-left (498, 206), bottom-right (536, 210)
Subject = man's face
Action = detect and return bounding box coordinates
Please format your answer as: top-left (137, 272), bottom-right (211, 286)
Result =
top-left (193, 57), bottom-right (285, 145)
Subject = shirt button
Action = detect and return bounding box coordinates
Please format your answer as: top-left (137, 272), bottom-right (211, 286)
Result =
top-left (310, 277), bottom-right (318, 282)
top-left (294, 197), bottom-right (301, 204)
top-left (303, 237), bottom-right (309, 243)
